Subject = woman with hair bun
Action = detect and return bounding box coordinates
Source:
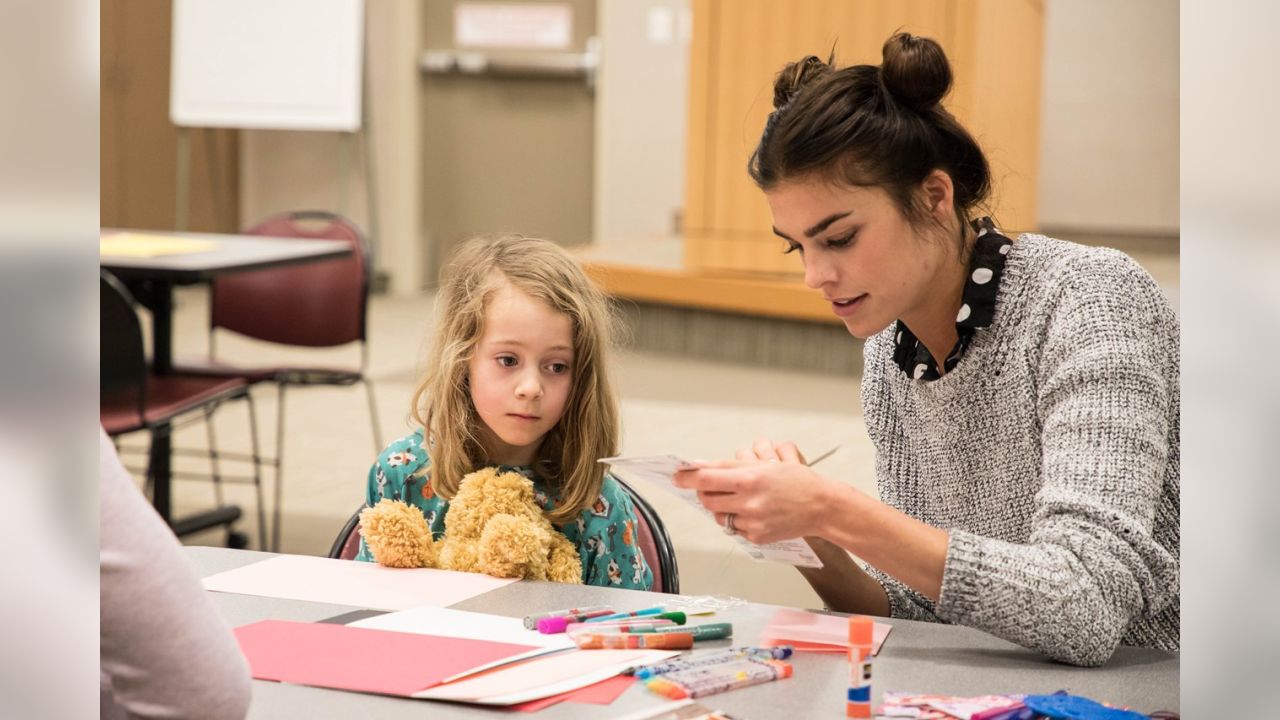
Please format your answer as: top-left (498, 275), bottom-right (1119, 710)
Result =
top-left (675, 33), bottom-right (1178, 667)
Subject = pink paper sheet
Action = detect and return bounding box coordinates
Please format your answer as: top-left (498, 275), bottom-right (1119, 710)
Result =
top-left (510, 675), bottom-right (636, 712)
top-left (202, 554), bottom-right (516, 610)
top-left (234, 620), bottom-right (539, 697)
top-left (758, 608), bottom-right (892, 654)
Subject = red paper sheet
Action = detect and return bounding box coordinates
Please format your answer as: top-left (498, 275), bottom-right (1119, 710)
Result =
top-left (235, 620), bottom-right (539, 697)
top-left (510, 674), bottom-right (636, 712)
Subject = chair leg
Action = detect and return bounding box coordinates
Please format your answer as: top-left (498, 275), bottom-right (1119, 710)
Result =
top-left (245, 391), bottom-right (268, 552)
top-left (142, 434), bottom-right (155, 500)
top-left (363, 376), bottom-right (383, 454)
top-left (204, 406), bottom-right (225, 507)
top-left (272, 382), bottom-right (288, 553)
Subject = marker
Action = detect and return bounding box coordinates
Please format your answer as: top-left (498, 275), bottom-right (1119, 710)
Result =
top-left (565, 618), bottom-right (676, 635)
top-left (586, 607), bottom-right (668, 623)
top-left (536, 608), bottom-right (619, 634)
top-left (631, 622), bottom-right (733, 641)
top-left (522, 605), bottom-right (613, 630)
top-left (587, 610), bottom-right (687, 626)
top-left (632, 646), bottom-right (793, 679)
top-left (574, 632), bottom-right (696, 650)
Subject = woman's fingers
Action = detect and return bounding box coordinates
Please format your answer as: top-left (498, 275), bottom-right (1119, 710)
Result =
top-left (776, 440), bottom-right (807, 465)
top-left (752, 437), bottom-right (778, 461)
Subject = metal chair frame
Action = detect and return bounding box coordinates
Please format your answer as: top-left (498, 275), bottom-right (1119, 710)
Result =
top-left (199, 210), bottom-right (382, 552)
top-left (101, 270), bottom-right (267, 547)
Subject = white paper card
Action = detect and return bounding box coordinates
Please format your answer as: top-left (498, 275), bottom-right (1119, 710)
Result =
top-left (601, 454), bottom-right (823, 568)
top-left (350, 606), bottom-right (573, 680)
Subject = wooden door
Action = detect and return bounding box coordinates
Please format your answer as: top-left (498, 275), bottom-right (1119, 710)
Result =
top-left (101, 0), bottom-right (238, 232)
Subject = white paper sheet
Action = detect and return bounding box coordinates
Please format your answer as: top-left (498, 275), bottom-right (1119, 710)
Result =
top-left (412, 648), bottom-right (679, 704)
top-left (201, 554), bottom-right (516, 610)
top-left (601, 454), bottom-right (823, 568)
top-left (351, 606), bottom-right (574, 680)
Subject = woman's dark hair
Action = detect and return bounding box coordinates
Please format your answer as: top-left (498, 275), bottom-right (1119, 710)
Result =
top-left (749, 33), bottom-right (991, 229)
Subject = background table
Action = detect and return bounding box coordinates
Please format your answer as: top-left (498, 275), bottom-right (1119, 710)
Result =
top-left (190, 547), bottom-right (1180, 718)
top-left (101, 230), bottom-right (351, 531)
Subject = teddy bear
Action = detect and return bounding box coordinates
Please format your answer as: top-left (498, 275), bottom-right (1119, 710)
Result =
top-left (358, 466), bottom-right (583, 584)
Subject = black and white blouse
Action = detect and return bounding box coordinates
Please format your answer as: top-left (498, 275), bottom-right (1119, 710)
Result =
top-left (891, 217), bottom-right (1013, 381)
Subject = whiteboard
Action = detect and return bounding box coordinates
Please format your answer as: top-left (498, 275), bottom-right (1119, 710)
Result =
top-left (170, 0), bottom-right (364, 131)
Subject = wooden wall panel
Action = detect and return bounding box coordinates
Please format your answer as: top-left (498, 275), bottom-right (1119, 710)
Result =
top-left (684, 0), bottom-right (1041, 277)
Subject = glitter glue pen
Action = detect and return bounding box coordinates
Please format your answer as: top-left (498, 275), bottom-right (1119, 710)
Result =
top-left (573, 632), bottom-right (696, 650)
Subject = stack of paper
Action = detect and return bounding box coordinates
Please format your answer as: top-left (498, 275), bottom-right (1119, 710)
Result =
top-left (759, 608), bottom-right (892, 654)
top-left (235, 606), bottom-right (680, 706)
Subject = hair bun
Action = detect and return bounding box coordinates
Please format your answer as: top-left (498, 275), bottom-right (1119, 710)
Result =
top-left (772, 54), bottom-right (833, 110)
top-left (880, 32), bottom-right (952, 112)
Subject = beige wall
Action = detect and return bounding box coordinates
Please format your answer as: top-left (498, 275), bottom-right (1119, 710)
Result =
top-left (1038, 0), bottom-right (1178, 234)
top-left (593, 0), bottom-right (691, 245)
top-left (238, 0), bottom-right (423, 295)
top-left (236, 0), bottom-right (1177, 295)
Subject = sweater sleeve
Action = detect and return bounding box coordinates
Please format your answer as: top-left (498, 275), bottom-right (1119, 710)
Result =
top-left (934, 257), bottom-right (1179, 666)
top-left (868, 565), bottom-right (943, 623)
top-left (99, 429), bottom-right (252, 720)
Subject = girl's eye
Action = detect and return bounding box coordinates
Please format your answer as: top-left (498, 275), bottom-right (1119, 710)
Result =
top-left (547, 362), bottom-right (570, 375)
top-left (825, 231), bottom-right (856, 249)
top-left (781, 242), bottom-right (802, 255)
top-left (497, 355), bottom-right (518, 368)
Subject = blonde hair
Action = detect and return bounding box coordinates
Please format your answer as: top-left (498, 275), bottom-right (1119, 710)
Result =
top-left (410, 234), bottom-right (620, 524)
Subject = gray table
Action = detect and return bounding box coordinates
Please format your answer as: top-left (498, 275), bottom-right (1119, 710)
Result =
top-left (191, 547), bottom-right (1179, 718)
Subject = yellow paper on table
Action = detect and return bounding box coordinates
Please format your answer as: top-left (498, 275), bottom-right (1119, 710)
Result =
top-left (100, 232), bottom-right (218, 258)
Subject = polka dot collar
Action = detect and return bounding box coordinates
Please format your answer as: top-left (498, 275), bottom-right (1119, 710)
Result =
top-left (891, 217), bottom-right (1013, 381)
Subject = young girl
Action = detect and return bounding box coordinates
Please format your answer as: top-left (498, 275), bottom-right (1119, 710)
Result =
top-left (355, 234), bottom-right (653, 590)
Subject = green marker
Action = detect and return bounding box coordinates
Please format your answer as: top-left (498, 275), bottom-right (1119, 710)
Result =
top-left (633, 622), bottom-right (732, 641)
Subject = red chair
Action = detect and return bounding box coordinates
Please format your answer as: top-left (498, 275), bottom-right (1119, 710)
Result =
top-left (180, 211), bottom-right (382, 551)
top-left (328, 478), bottom-right (680, 593)
top-left (100, 271), bottom-right (266, 548)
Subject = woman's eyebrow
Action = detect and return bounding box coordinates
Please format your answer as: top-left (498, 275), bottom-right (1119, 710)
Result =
top-left (771, 211), bottom-right (853, 240)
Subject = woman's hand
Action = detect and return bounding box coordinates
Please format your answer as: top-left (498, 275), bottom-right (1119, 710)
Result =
top-left (673, 437), bottom-right (837, 545)
top-left (677, 436), bottom-right (948, 606)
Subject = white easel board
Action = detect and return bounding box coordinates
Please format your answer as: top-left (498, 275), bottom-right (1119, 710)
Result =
top-left (170, 0), bottom-right (365, 131)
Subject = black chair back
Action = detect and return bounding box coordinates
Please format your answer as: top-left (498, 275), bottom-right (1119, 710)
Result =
top-left (100, 271), bottom-right (147, 424)
top-left (328, 505), bottom-right (365, 560)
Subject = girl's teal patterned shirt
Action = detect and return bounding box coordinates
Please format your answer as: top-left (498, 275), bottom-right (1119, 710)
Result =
top-left (355, 429), bottom-right (654, 590)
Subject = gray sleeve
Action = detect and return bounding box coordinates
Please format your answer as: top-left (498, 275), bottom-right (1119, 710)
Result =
top-left (867, 565), bottom-right (942, 623)
top-left (99, 429), bottom-right (252, 719)
top-left (934, 262), bottom-right (1179, 666)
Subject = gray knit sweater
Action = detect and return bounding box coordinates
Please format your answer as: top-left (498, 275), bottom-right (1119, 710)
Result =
top-left (860, 234), bottom-right (1179, 667)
